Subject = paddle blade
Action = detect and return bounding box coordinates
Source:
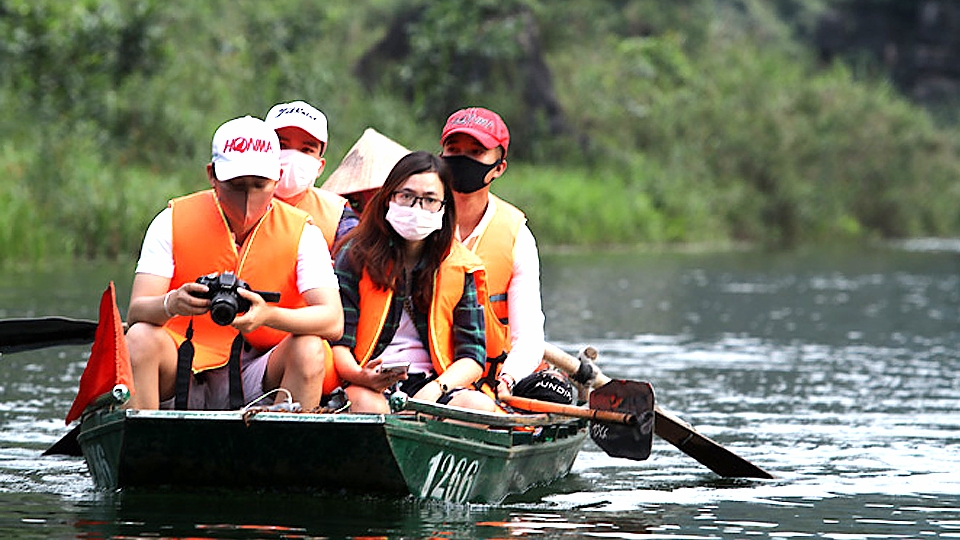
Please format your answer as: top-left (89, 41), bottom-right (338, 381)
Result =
top-left (0, 317), bottom-right (98, 354)
top-left (65, 282), bottom-right (134, 425)
top-left (42, 424), bottom-right (82, 457)
top-left (588, 380), bottom-right (655, 460)
top-left (654, 407), bottom-right (775, 479)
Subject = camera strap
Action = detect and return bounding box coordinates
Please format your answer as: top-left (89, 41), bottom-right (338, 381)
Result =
top-left (173, 320), bottom-right (245, 410)
top-left (227, 334), bottom-right (244, 410)
top-left (174, 320), bottom-right (195, 410)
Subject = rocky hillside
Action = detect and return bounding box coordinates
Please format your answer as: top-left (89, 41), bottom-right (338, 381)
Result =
top-left (814, 0), bottom-right (960, 116)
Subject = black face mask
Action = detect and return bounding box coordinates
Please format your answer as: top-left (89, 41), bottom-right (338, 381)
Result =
top-left (443, 155), bottom-right (502, 194)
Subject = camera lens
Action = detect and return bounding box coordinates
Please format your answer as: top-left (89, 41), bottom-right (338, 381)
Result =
top-left (209, 292), bottom-right (239, 326)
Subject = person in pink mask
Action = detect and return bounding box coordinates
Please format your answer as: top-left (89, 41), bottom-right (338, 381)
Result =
top-left (265, 100), bottom-right (359, 250)
top-left (330, 151), bottom-right (496, 414)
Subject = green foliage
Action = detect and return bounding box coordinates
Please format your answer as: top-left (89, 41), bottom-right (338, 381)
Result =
top-left (0, 0), bottom-right (162, 115)
top-left (497, 159), bottom-right (730, 247)
top-left (400, 0), bottom-right (529, 120)
top-left (551, 9), bottom-right (960, 247)
top-left (1, 0), bottom-right (959, 267)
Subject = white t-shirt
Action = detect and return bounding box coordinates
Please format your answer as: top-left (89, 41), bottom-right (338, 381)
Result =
top-left (135, 206), bottom-right (339, 293)
top-left (375, 310), bottom-right (433, 374)
top-left (457, 194), bottom-right (546, 383)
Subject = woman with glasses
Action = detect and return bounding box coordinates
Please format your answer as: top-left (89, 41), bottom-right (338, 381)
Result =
top-left (329, 151), bottom-right (497, 413)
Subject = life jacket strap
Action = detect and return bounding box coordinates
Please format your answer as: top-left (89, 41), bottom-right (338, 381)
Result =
top-left (475, 351), bottom-right (507, 394)
top-left (488, 293), bottom-right (509, 324)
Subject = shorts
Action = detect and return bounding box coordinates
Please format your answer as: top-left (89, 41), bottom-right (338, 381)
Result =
top-left (160, 345), bottom-right (273, 410)
top-left (396, 372), bottom-right (434, 397)
top-left (394, 372), bottom-right (458, 405)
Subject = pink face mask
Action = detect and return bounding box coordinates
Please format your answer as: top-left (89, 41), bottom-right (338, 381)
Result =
top-left (385, 201), bottom-right (445, 241)
top-left (275, 149), bottom-right (322, 199)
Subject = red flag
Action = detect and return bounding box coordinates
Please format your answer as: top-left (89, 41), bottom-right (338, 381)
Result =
top-left (65, 282), bottom-right (135, 424)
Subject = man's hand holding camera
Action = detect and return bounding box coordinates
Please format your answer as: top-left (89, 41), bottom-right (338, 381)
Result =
top-left (230, 287), bottom-right (270, 334)
top-left (163, 281), bottom-right (214, 319)
top-left (188, 271), bottom-right (281, 328)
top-left (156, 271), bottom-right (282, 333)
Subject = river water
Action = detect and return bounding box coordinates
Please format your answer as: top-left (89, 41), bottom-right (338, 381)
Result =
top-left (1, 244), bottom-right (958, 539)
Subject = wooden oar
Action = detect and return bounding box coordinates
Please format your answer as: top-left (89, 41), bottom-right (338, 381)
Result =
top-left (0, 317), bottom-right (97, 453)
top-left (544, 343), bottom-right (775, 479)
top-left (42, 424), bottom-right (82, 457)
top-left (0, 317), bottom-right (99, 354)
top-left (502, 385), bottom-right (656, 461)
top-left (1, 311), bottom-right (130, 457)
top-left (500, 395), bottom-right (637, 425)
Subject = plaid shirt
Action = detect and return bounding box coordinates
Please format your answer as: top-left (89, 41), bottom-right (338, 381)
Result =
top-left (332, 246), bottom-right (486, 370)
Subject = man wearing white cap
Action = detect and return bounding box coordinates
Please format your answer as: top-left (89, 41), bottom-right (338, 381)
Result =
top-left (125, 115), bottom-right (344, 412)
top-left (264, 100), bottom-right (359, 250)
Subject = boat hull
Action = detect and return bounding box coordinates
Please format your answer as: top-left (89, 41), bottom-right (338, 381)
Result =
top-left (78, 407), bottom-right (586, 504)
top-left (386, 416), bottom-right (585, 503)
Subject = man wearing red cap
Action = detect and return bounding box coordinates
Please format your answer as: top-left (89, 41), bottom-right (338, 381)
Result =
top-left (440, 107), bottom-right (565, 402)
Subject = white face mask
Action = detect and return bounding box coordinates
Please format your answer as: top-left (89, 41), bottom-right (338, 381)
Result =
top-left (275, 149), bottom-right (322, 199)
top-left (386, 201), bottom-right (445, 241)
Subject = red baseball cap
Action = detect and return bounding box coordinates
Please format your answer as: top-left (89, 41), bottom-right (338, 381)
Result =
top-left (440, 107), bottom-right (510, 156)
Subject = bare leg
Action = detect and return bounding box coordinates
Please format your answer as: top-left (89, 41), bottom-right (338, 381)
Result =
top-left (263, 334), bottom-right (325, 410)
top-left (126, 323), bottom-right (178, 409)
top-left (345, 385), bottom-right (390, 413)
top-left (448, 390), bottom-right (497, 412)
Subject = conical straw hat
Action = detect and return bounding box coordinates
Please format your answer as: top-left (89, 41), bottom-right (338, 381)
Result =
top-left (321, 128), bottom-right (410, 195)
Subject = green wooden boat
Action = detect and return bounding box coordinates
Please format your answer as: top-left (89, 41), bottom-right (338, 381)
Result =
top-left (76, 396), bottom-right (588, 504)
top-left (10, 316), bottom-right (772, 491)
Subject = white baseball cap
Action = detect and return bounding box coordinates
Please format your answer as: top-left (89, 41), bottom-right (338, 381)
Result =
top-left (264, 101), bottom-right (329, 150)
top-left (211, 116), bottom-right (281, 181)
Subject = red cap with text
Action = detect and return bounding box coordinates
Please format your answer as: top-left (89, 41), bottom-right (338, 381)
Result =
top-left (440, 107), bottom-right (510, 156)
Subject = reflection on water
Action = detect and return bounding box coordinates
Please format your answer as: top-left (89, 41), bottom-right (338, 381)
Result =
top-left (2, 248), bottom-right (960, 538)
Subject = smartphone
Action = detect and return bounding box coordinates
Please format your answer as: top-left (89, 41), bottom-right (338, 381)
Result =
top-left (379, 361), bottom-right (411, 376)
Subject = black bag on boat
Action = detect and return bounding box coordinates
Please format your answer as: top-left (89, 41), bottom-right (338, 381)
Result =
top-left (511, 369), bottom-right (576, 405)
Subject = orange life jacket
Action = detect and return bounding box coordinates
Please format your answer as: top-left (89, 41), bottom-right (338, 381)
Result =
top-left (461, 195), bottom-right (524, 379)
top-left (292, 188), bottom-right (347, 250)
top-left (164, 190), bottom-right (309, 373)
top-left (352, 242), bottom-right (488, 375)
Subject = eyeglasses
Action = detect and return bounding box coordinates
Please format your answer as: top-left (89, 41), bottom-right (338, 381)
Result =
top-left (391, 190), bottom-right (446, 213)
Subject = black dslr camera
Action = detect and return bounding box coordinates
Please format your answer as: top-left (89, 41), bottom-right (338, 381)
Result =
top-left (193, 271), bottom-right (281, 326)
